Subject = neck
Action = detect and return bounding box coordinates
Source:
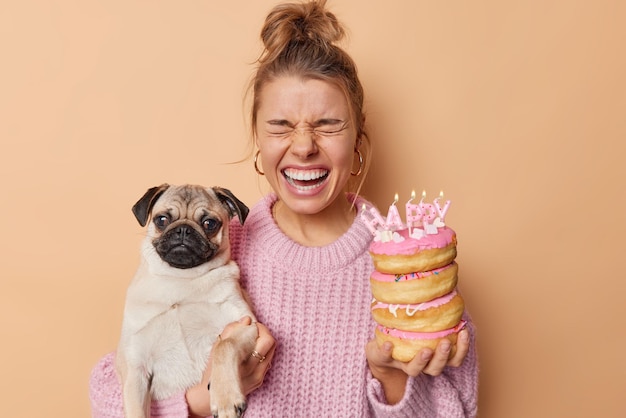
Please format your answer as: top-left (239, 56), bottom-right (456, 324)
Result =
top-left (272, 194), bottom-right (355, 247)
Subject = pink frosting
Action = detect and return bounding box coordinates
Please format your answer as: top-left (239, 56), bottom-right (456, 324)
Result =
top-left (377, 320), bottom-right (467, 340)
top-left (370, 262), bottom-right (456, 283)
top-left (369, 227), bottom-right (456, 256)
top-left (371, 290), bottom-right (457, 316)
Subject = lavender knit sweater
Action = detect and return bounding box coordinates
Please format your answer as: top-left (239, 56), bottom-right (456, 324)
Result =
top-left (89, 193), bottom-right (478, 417)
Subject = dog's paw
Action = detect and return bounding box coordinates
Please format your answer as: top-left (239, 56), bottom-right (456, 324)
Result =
top-left (211, 399), bottom-right (247, 418)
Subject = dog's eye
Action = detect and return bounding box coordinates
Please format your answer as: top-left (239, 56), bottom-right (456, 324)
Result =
top-left (202, 217), bottom-right (221, 234)
top-left (154, 215), bottom-right (171, 231)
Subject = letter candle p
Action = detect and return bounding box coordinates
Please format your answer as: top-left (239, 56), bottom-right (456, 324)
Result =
top-left (405, 190), bottom-right (424, 235)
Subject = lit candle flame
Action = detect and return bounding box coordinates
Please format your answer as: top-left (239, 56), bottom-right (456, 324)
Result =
top-left (393, 193), bottom-right (399, 205)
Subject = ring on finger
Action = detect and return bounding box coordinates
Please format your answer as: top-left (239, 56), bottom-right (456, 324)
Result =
top-left (251, 350), bottom-right (266, 363)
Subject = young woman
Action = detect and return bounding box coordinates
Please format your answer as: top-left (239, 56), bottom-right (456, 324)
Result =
top-left (90, 1), bottom-right (478, 416)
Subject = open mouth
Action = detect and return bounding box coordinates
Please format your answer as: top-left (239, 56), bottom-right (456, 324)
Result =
top-left (282, 168), bottom-right (329, 191)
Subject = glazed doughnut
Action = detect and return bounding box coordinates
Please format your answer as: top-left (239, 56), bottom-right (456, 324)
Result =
top-left (368, 227), bottom-right (457, 274)
top-left (374, 321), bottom-right (467, 362)
top-left (370, 262), bottom-right (458, 304)
top-left (371, 289), bottom-right (464, 332)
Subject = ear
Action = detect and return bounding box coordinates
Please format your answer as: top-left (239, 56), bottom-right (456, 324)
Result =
top-left (132, 184), bottom-right (170, 227)
top-left (213, 187), bottom-right (249, 225)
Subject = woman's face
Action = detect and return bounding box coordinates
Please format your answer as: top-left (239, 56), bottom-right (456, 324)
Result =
top-left (255, 76), bottom-right (358, 216)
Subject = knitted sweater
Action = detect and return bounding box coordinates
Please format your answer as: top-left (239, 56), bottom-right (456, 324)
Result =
top-left (89, 193), bottom-right (478, 417)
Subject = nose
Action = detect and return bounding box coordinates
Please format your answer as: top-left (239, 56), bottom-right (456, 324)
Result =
top-left (290, 127), bottom-right (318, 159)
top-left (175, 225), bottom-right (191, 241)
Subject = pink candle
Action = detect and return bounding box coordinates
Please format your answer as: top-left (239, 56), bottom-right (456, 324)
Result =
top-left (360, 204), bottom-right (379, 235)
top-left (360, 203), bottom-right (386, 235)
top-left (370, 206), bottom-right (386, 225)
top-left (405, 190), bottom-right (422, 234)
top-left (434, 190), bottom-right (451, 222)
top-left (385, 193), bottom-right (404, 231)
top-left (419, 201), bottom-right (437, 224)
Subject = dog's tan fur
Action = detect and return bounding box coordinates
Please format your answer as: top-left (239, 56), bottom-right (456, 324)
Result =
top-left (116, 184), bottom-right (257, 418)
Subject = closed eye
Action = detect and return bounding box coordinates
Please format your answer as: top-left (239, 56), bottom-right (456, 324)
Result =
top-left (264, 119), bottom-right (348, 137)
top-left (266, 120), bottom-right (295, 136)
top-left (312, 120), bottom-right (349, 136)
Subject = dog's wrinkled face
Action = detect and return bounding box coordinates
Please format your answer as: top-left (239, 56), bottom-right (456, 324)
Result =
top-left (151, 189), bottom-right (223, 269)
top-left (132, 184), bottom-right (249, 269)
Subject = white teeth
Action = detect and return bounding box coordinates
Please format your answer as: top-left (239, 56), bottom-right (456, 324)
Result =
top-left (283, 168), bottom-right (328, 181)
top-left (283, 168), bottom-right (328, 190)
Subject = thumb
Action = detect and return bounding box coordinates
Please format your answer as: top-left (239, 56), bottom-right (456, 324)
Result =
top-left (239, 316), bottom-right (253, 325)
top-left (366, 339), bottom-right (394, 365)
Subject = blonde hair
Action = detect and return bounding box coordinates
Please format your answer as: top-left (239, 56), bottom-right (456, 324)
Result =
top-left (248, 0), bottom-right (371, 193)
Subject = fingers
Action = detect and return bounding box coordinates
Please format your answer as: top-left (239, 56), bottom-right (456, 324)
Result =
top-left (242, 322), bottom-right (276, 395)
top-left (218, 316), bottom-right (254, 340)
top-left (366, 339), bottom-right (423, 378)
top-left (367, 330), bottom-right (471, 379)
top-left (401, 347), bottom-right (434, 377)
top-left (422, 330), bottom-right (470, 376)
top-left (366, 339), bottom-right (401, 370)
top-left (421, 339), bottom-right (452, 376)
top-left (447, 329), bottom-right (470, 368)
top-left (239, 316), bottom-right (253, 325)
top-left (244, 322), bottom-right (276, 368)
top-left (254, 322), bottom-right (276, 356)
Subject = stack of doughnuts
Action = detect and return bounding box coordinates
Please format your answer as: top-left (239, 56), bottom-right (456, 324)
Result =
top-left (368, 226), bottom-right (466, 362)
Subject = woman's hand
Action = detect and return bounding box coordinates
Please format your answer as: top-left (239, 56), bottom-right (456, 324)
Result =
top-left (365, 328), bottom-right (470, 404)
top-left (187, 317), bottom-right (276, 417)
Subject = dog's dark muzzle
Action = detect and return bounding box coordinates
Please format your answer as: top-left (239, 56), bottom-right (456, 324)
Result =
top-left (154, 225), bottom-right (216, 269)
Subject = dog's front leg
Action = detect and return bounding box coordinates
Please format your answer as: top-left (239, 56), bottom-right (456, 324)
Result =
top-left (209, 324), bottom-right (258, 418)
top-left (119, 364), bottom-right (151, 418)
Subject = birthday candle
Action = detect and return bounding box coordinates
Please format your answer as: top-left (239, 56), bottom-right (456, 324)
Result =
top-left (405, 190), bottom-right (415, 235)
top-left (360, 203), bottom-right (386, 235)
top-left (434, 190), bottom-right (451, 222)
top-left (417, 191), bottom-right (437, 234)
top-left (419, 191), bottom-right (437, 224)
top-left (370, 206), bottom-right (386, 225)
top-left (360, 204), bottom-right (379, 235)
top-left (405, 190), bottom-right (424, 233)
top-left (386, 193), bottom-right (404, 231)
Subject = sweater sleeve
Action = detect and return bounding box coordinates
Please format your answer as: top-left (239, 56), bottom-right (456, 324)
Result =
top-left (365, 316), bottom-right (479, 418)
top-left (89, 352), bottom-right (190, 418)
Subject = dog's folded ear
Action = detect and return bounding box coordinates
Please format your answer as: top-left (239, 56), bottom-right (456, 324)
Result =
top-left (213, 187), bottom-right (249, 225)
top-left (132, 184), bottom-right (170, 227)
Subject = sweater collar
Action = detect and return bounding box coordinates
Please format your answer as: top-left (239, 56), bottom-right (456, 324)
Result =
top-left (246, 193), bottom-right (374, 272)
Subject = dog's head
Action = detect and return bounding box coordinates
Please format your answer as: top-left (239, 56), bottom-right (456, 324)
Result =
top-left (132, 184), bottom-right (249, 270)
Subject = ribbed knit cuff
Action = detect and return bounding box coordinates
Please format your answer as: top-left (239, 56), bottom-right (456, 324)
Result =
top-left (89, 352), bottom-right (189, 418)
top-left (366, 372), bottom-right (436, 418)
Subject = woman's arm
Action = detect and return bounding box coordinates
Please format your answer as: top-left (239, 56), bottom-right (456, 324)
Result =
top-left (186, 317), bottom-right (276, 417)
top-left (365, 316), bottom-right (478, 417)
top-left (89, 318), bottom-right (276, 418)
top-left (367, 328), bottom-right (471, 404)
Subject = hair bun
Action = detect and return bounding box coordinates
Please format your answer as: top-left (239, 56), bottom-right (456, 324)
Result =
top-left (260, 0), bottom-right (345, 61)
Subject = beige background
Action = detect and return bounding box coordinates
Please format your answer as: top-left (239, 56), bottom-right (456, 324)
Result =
top-left (1, 1), bottom-right (624, 417)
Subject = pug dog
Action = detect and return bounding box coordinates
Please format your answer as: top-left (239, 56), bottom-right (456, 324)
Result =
top-left (116, 184), bottom-right (258, 418)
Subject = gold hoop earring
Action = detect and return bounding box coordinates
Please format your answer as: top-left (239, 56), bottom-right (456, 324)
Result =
top-left (351, 149), bottom-right (364, 176)
top-left (254, 150), bottom-right (265, 176)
